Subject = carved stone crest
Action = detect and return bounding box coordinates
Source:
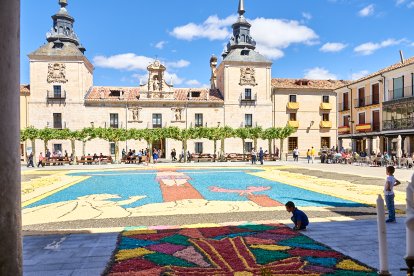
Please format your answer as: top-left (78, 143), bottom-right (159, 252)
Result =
top-left (172, 107), bottom-right (184, 122)
top-left (47, 63), bottom-right (68, 83)
top-left (239, 67), bottom-right (257, 86)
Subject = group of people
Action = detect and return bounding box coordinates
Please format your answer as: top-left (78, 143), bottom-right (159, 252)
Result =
top-left (122, 148), bottom-right (163, 164)
top-left (250, 147), bottom-right (265, 165)
top-left (27, 148), bottom-right (70, 168)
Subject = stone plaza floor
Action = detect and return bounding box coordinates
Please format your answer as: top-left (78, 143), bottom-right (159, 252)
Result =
top-left (21, 160), bottom-right (412, 275)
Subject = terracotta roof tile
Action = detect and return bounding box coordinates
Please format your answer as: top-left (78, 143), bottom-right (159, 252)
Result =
top-left (85, 86), bottom-right (223, 103)
top-left (272, 78), bottom-right (350, 90)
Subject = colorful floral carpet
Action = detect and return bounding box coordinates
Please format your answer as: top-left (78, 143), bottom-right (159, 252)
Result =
top-left (105, 224), bottom-right (377, 276)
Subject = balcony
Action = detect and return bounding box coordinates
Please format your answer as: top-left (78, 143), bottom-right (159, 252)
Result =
top-left (287, 102), bottom-right (299, 110)
top-left (319, 121), bottom-right (332, 128)
top-left (240, 93), bottom-right (257, 104)
top-left (337, 102), bottom-right (350, 112)
top-left (288, 120), bottom-right (299, 128)
top-left (354, 95), bottom-right (380, 108)
top-left (47, 90), bottom-right (66, 100)
top-left (355, 123), bottom-right (372, 132)
top-left (387, 86), bottom-right (413, 102)
top-left (338, 126), bottom-right (351, 134)
top-left (320, 103), bottom-right (332, 110)
top-left (383, 118), bottom-right (414, 131)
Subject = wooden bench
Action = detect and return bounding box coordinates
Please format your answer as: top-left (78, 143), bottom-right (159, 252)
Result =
top-left (43, 157), bottom-right (70, 166)
top-left (191, 154), bottom-right (215, 162)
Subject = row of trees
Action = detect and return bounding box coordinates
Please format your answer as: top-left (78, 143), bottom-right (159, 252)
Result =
top-left (21, 126), bottom-right (296, 163)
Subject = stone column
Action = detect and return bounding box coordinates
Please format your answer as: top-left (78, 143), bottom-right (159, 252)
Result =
top-left (0, 0), bottom-right (22, 275)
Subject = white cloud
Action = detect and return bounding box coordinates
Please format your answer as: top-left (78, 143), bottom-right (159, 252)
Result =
top-left (166, 59), bottom-right (190, 68)
top-left (350, 70), bottom-right (370, 80)
top-left (93, 53), bottom-right (153, 71)
top-left (170, 15), bottom-right (237, 41)
top-left (250, 18), bottom-right (318, 59)
top-left (358, 4), bottom-right (375, 17)
top-left (304, 67), bottom-right (337, 80)
top-left (155, 41), bottom-right (166, 49)
top-left (186, 79), bottom-right (201, 86)
top-left (320, 42), bottom-right (348, 53)
top-left (354, 39), bottom-right (404, 55)
top-left (396, 0), bottom-right (406, 5)
top-left (302, 12), bottom-right (312, 20)
top-left (171, 15), bottom-right (318, 60)
top-left (408, 1), bottom-right (414, 8)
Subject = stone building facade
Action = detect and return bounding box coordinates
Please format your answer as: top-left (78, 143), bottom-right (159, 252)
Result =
top-left (25, 0), bottom-right (342, 160)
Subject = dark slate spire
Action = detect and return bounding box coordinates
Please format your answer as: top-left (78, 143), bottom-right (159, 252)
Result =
top-left (222, 0), bottom-right (256, 58)
top-left (46, 0), bottom-right (86, 54)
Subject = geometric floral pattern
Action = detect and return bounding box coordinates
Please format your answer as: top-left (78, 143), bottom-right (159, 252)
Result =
top-left (105, 224), bottom-right (377, 275)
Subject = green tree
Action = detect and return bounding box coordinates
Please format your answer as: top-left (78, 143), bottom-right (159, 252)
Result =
top-left (38, 127), bottom-right (58, 153)
top-left (78, 127), bottom-right (96, 156)
top-left (218, 126), bottom-right (234, 160)
top-left (279, 126), bottom-right (296, 159)
top-left (235, 127), bottom-right (252, 160)
top-left (261, 127), bottom-right (281, 155)
top-left (21, 126), bottom-right (39, 163)
top-left (96, 127), bottom-right (128, 162)
top-left (201, 127), bottom-right (221, 160)
top-left (249, 126), bottom-right (263, 151)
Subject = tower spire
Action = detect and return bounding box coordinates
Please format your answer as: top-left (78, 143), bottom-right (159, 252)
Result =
top-left (238, 0), bottom-right (245, 16)
top-left (59, 0), bottom-right (68, 8)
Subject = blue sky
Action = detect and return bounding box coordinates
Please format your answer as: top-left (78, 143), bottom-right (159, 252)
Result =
top-left (22, 0), bottom-right (414, 87)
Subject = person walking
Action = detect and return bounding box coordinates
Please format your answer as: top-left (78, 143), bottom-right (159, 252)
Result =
top-left (251, 148), bottom-right (257, 164)
top-left (310, 146), bottom-right (316, 164)
top-left (306, 149), bottom-right (311, 164)
top-left (259, 147), bottom-right (264, 165)
top-left (37, 152), bottom-right (44, 168)
top-left (384, 166), bottom-right (401, 223)
top-left (293, 147), bottom-right (299, 162)
top-left (27, 152), bottom-right (35, 168)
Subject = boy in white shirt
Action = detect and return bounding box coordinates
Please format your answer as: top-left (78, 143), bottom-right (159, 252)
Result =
top-left (384, 166), bottom-right (401, 223)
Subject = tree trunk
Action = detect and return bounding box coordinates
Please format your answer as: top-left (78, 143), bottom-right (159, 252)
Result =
top-left (183, 140), bottom-right (188, 162)
top-left (254, 138), bottom-right (257, 152)
top-left (268, 139), bottom-right (272, 156)
top-left (71, 139), bottom-right (77, 165)
top-left (115, 141), bottom-right (119, 163)
top-left (31, 139), bottom-right (36, 164)
top-left (44, 140), bottom-right (48, 154)
top-left (280, 139), bottom-right (284, 161)
top-left (213, 140), bottom-right (217, 161)
top-left (148, 141), bottom-right (153, 163)
top-left (220, 138), bottom-right (225, 161)
top-left (242, 138), bottom-right (245, 161)
top-left (82, 141), bottom-right (86, 157)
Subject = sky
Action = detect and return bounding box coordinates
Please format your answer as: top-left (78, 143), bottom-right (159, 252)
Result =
top-left (21, 0), bottom-right (414, 88)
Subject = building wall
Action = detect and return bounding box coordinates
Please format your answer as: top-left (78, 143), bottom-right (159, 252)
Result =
top-left (273, 88), bottom-right (337, 155)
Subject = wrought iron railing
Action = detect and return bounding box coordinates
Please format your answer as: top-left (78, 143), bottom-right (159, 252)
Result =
top-left (337, 102), bottom-right (350, 112)
top-left (383, 118), bottom-right (414, 131)
top-left (47, 90), bottom-right (66, 100)
top-left (354, 95), bottom-right (380, 108)
top-left (387, 86), bottom-right (413, 101)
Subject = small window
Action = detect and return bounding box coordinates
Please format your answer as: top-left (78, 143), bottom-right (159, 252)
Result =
top-left (245, 114), bottom-right (253, 127)
top-left (321, 137), bottom-right (331, 149)
top-left (195, 114), bottom-right (203, 127)
top-left (53, 113), bottom-right (62, 129)
top-left (358, 113), bottom-right (366, 124)
top-left (53, 85), bottom-right (62, 98)
top-left (110, 113), bottom-right (119, 128)
top-left (190, 91), bottom-right (201, 98)
top-left (289, 95), bottom-right (297, 103)
top-left (152, 114), bottom-right (162, 128)
top-left (288, 137), bottom-right (298, 152)
top-left (343, 115), bottom-right (350, 127)
top-left (53, 144), bottom-right (62, 153)
top-left (110, 143), bottom-right (116, 155)
top-left (109, 90), bottom-right (121, 97)
top-left (241, 50), bottom-right (250, 56)
top-left (195, 142), bottom-right (203, 154)
top-left (322, 114), bottom-right (330, 121)
top-left (289, 113), bottom-right (297, 121)
top-left (322, 96), bottom-right (329, 103)
top-left (245, 88), bottom-right (252, 100)
top-left (245, 142), bottom-right (253, 153)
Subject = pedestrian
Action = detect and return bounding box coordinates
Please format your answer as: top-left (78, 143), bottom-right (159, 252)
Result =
top-left (45, 148), bottom-right (51, 160)
top-left (171, 148), bottom-right (177, 161)
top-left (275, 147), bottom-right (279, 160)
top-left (311, 146), bottom-right (316, 164)
top-left (153, 148), bottom-right (159, 164)
top-left (27, 152), bottom-right (35, 168)
top-left (285, 201), bottom-right (309, 231)
top-left (384, 166), bottom-right (401, 223)
top-left (306, 149), bottom-right (311, 163)
top-left (259, 147), bottom-right (264, 165)
top-left (293, 147), bottom-right (299, 162)
top-left (37, 152), bottom-right (44, 167)
top-left (251, 148), bottom-right (257, 164)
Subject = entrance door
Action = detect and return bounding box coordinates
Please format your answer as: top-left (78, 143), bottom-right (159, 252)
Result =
top-left (153, 139), bottom-right (166, 158)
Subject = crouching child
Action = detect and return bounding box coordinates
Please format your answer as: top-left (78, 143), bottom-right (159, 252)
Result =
top-left (285, 201), bottom-right (309, 231)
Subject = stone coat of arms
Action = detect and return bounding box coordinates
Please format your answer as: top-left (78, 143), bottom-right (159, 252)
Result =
top-left (47, 63), bottom-right (68, 83)
top-left (240, 67), bottom-right (257, 86)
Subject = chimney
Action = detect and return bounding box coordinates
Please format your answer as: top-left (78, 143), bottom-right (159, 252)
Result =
top-left (400, 50), bottom-right (405, 64)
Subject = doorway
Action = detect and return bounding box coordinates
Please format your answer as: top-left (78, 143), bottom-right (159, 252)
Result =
top-left (153, 139), bottom-right (166, 158)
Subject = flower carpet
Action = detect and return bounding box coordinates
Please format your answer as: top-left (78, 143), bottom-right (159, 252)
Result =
top-left (105, 224), bottom-right (376, 275)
